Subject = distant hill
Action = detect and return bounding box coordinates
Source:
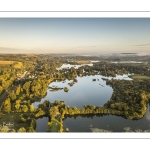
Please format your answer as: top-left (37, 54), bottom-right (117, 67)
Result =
top-left (120, 53), bottom-right (137, 55)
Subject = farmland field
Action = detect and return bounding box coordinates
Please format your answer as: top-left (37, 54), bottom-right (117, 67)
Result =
top-left (0, 61), bottom-right (14, 64)
top-left (130, 74), bottom-right (150, 79)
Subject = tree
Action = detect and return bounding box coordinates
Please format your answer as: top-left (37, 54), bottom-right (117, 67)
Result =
top-left (35, 109), bottom-right (46, 118)
top-left (2, 98), bottom-right (11, 113)
top-left (0, 126), bottom-right (9, 132)
top-left (66, 128), bottom-right (69, 132)
top-left (26, 127), bottom-right (35, 132)
top-left (15, 103), bottom-right (21, 112)
top-left (9, 91), bottom-right (16, 101)
top-left (19, 114), bottom-right (27, 122)
top-left (30, 119), bottom-right (36, 129)
top-left (23, 81), bottom-right (31, 94)
top-left (16, 85), bottom-right (21, 95)
top-left (70, 67), bottom-right (76, 73)
top-left (30, 104), bottom-right (35, 112)
top-left (17, 127), bottom-right (26, 132)
top-left (15, 100), bottom-right (21, 112)
top-left (64, 87), bottom-right (69, 92)
top-left (22, 105), bottom-right (28, 112)
top-left (0, 86), bottom-right (3, 94)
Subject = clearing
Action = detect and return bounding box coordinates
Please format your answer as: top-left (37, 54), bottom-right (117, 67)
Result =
top-left (130, 74), bottom-right (150, 80)
top-left (0, 61), bottom-right (14, 65)
top-left (75, 60), bottom-right (91, 64)
top-left (0, 61), bottom-right (23, 69)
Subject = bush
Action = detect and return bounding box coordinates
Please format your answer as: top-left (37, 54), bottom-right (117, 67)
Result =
top-left (66, 128), bottom-right (69, 132)
top-left (64, 87), bottom-right (69, 92)
top-left (17, 127), bottom-right (26, 132)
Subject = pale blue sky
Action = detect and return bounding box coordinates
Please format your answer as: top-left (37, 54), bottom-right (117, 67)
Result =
top-left (0, 18), bottom-right (150, 54)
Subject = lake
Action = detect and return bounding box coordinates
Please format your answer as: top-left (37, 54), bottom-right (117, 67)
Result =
top-left (35, 74), bottom-right (147, 132)
top-left (34, 74), bottom-right (132, 108)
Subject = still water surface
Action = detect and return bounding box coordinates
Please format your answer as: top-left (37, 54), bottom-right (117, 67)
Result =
top-left (35, 74), bottom-right (150, 132)
top-left (63, 108), bottom-right (150, 132)
top-left (36, 107), bottom-right (150, 132)
top-left (34, 74), bottom-right (131, 108)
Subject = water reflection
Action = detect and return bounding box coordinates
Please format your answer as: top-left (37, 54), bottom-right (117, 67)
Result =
top-left (36, 117), bottom-right (49, 132)
top-left (145, 103), bottom-right (150, 121)
top-left (90, 128), bottom-right (112, 132)
top-left (62, 102), bottom-right (150, 132)
top-left (63, 110), bottom-right (150, 132)
top-left (35, 103), bottom-right (150, 132)
top-left (33, 74), bottom-right (132, 108)
top-left (33, 75), bottom-right (114, 108)
top-left (35, 73), bottom-right (148, 132)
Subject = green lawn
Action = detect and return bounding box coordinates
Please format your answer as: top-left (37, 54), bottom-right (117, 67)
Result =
top-left (130, 74), bottom-right (150, 79)
top-left (0, 113), bottom-right (30, 131)
top-left (76, 60), bottom-right (91, 64)
top-left (47, 118), bottom-right (62, 132)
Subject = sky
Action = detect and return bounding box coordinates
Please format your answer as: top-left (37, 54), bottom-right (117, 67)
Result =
top-left (0, 18), bottom-right (150, 54)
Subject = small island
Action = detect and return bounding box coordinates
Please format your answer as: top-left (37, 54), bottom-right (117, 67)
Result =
top-left (64, 87), bottom-right (69, 92)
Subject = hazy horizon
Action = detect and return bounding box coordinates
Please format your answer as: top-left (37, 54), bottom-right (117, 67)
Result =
top-left (0, 18), bottom-right (150, 54)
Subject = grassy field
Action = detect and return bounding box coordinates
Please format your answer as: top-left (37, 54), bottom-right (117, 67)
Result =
top-left (130, 74), bottom-right (150, 79)
top-left (13, 62), bottom-right (23, 69)
top-left (0, 113), bottom-right (30, 131)
top-left (76, 60), bottom-right (91, 64)
top-left (0, 61), bottom-right (14, 64)
top-left (0, 61), bottom-right (23, 69)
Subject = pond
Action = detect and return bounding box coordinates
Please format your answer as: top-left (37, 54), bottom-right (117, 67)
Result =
top-left (35, 105), bottom-right (150, 132)
top-left (63, 106), bottom-right (150, 132)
